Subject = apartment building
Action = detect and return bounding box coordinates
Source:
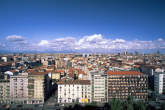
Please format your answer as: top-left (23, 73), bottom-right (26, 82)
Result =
top-left (0, 79), bottom-right (10, 104)
top-left (57, 80), bottom-right (91, 103)
top-left (10, 73), bottom-right (29, 104)
top-left (107, 71), bottom-right (148, 101)
top-left (9, 71), bottom-right (51, 104)
top-left (154, 72), bottom-right (165, 94)
top-left (28, 74), bottom-right (45, 104)
top-left (90, 70), bottom-right (107, 102)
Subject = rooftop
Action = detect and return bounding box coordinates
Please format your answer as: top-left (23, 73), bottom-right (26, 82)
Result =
top-left (0, 79), bottom-right (10, 82)
top-left (107, 71), bottom-right (141, 75)
top-left (57, 79), bottom-right (90, 85)
top-left (27, 69), bottom-right (50, 75)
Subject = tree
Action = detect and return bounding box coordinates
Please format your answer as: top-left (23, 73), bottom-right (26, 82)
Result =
top-left (104, 103), bottom-right (110, 110)
top-left (73, 104), bottom-right (82, 110)
top-left (146, 104), bottom-right (156, 110)
top-left (88, 101), bottom-right (97, 106)
top-left (161, 101), bottom-right (165, 110)
top-left (109, 99), bottom-right (122, 110)
top-left (134, 100), bottom-right (146, 110)
top-left (126, 96), bottom-right (134, 110)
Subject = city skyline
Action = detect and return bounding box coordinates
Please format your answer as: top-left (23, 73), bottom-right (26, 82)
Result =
top-left (1, 0), bottom-right (165, 53)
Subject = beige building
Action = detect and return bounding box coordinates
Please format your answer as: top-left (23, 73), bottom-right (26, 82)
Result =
top-left (52, 72), bottom-right (61, 80)
top-left (0, 79), bottom-right (10, 104)
top-left (9, 72), bottom-right (51, 104)
top-left (28, 74), bottom-right (45, 104)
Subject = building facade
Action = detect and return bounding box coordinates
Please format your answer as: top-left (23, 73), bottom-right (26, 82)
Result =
top-left (58, 80), bottom-right (91, 103)
top-left (27, 74), bottom-right (45, 104)
top-left (154, 72), bottom-right (165, 94)
top-left (10, 73), bottom-right (29, 104)
top-left (107, 71), bottom-right (148, 101)
top-left (0, 79), bottom-right (10, 104)
top-left (9, 72), bottom-right (50, 104)
top-left (90, 70), bottom-right (107, 102)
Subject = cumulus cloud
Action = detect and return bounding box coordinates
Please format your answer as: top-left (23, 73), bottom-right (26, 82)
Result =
top-left (112, 39), bottom-right (125, 43)
top-left (37, 37), bottom-right (77, 51)
top-left (6, 35), bottom-right (27, 44)
top-left (38, 40), bottom-right (49, 46)
top-left (157, 38), bottom-right (164, 41)
top-left (6, 35), bottom-right (25, 41)
top-left (1, 34), bottom-right (165, 53)
top-left (78, 34), bottom-right (105, 44)
top-left (36, 34), bottom-right (165, 52)
top-left (4, 35), bottom-right (40, 52)
top-left (76, 34), bottom-right (109, 50)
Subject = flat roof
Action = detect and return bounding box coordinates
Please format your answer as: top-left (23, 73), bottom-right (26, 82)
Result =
top-left (58, 80), bottom-right (90, 85)
top-left (107, 71), bottom-right (141, 75)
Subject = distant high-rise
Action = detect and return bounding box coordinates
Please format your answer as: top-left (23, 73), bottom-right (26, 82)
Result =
top-left (124, 51), bottom-right (128, 55)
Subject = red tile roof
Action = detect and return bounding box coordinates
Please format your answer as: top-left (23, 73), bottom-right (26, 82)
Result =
top-left (107, 71), bottom-right (141, 75)
top-left (55, 70), bottom-right (65, 73)
top-left (0, 62), bottom-right (12, 66)
top-left (68, 68), bottom-right (85, 75)
top-left (27, 69), bottom-right (51, 75)
top-left (9, 70), bottom-right (17, 73)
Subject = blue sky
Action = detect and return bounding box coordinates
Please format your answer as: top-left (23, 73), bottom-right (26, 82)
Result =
top-left (0, 0), bottom-right (165, 53)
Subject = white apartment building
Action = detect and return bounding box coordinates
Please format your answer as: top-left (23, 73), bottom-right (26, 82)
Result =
top-left (154, 72), bottom-right (165, 94)
top-left (90, 70), bottom-right (107, 102)
top-left (10, 73), bottom-right (29, 104)
top-left (58, 80), bottom-right (91, 103)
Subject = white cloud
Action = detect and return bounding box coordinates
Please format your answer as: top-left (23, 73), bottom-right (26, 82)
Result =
top-left (4, 35), bottom-right (40, 52)
top-left (2, 34), bottom-right (165, 52)
top-left (6, 35), bottom-right (28, 45)
top-left (6, 35), bottom-right (25, 42)
top-left (157, 38), bottom-right (164, 41)
top-left (78, 34), bottom-right (103, 45)
top-left (76, 34), bottom-right (109, 50)
top-left (38, 40), bottom-right (49, 46)
top-left (112, 38), bottom-right (125, 43)
top-left (85, 34), bottom-right (103, 42)
top-left (37, 37), bottom-right (77, 51)
top-left (36, 34), bottom-right (165, 52)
